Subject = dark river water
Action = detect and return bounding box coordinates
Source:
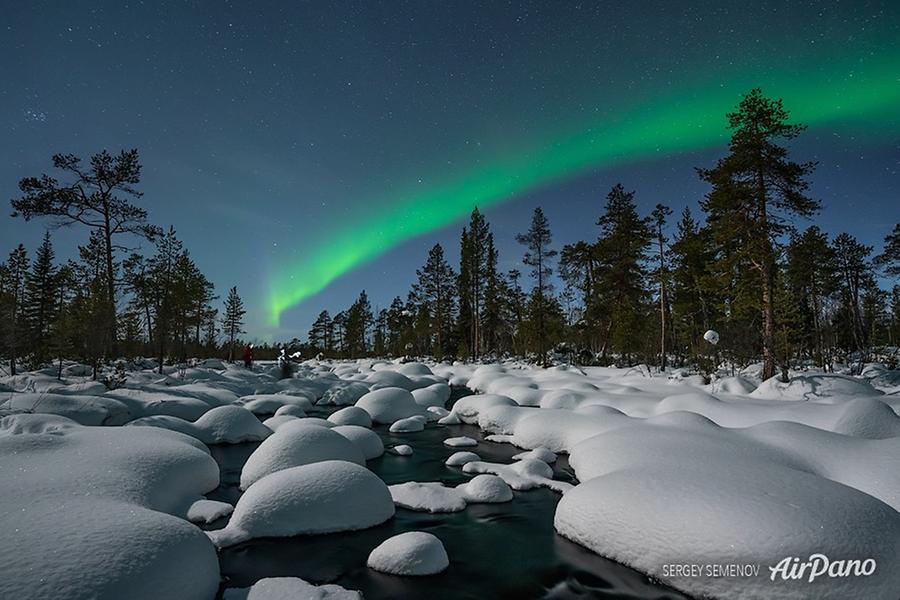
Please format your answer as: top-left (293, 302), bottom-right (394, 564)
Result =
top-left (206, 389), bottom-right (689, 599)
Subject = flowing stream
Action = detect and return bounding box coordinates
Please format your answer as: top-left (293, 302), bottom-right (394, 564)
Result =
top-left (206, 388), bottom-right (689, 599)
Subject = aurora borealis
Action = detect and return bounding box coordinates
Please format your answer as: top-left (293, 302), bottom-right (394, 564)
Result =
top-left (266, 49), bottom-right (900, 325)
top-left (2, 1), bottom-right (899, 336)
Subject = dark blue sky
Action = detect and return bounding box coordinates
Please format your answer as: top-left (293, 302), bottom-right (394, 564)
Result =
top-left (2, 1), bottom-right (898, 339)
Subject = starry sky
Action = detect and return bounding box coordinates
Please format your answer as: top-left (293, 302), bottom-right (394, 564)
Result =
top-left (2, 0), bottom-right (898, 339)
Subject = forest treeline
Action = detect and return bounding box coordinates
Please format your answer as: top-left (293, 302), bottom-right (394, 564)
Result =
top-left (0, 150), bottom-right (248, 377)
top-left (1, 90), bottom-right (898, 381)
top-left (306, 89), bottom-right (900, 379)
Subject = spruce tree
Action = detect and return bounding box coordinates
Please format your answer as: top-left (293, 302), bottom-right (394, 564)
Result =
top-left (25, 232), bottom-right (59, 365)
top-left (875, 223), bottom-right (900, 278)
top-left (4, 245), bottom-right (29, 375)
top-left (832, 233), bottom-right (873, 353)
top-left (415, 243), bottom-right (457, 358)
top-left (307, 310), bottom-right (332, 354)
top-left (222, 286), bottom-right (246, 363)
top-left (698, 89), bottom-right (819, 380)
top-left (650, 204), bottom-right (672, 370)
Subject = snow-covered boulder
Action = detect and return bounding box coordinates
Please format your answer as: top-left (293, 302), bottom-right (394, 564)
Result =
top-left (319, 382), bottom-right (370, 406)
top-left (444, 436), bottom-right (478, 447)
top-left (450, 394), bottom-right (517, 424)
top-left (463, 458), bottom-right (571, 493)
top-left (328, 405), bottom-right (373, 427)
top-left (274, 404), bottom-right (306, 417)
top-left (187, 499), bottom-right (234, 524)
top-left (512, 447), bottom-right (557, 464)
top-left (332, 425), bottom-right (384, 459)
top-left (366, 370), bottom-right (416, 391)
top-left (457, 474), bottom-right (513, 503)
top-left (390, 444), bottom-right (413, 456)
top-left (223, 577), bottom-right (361, 600)
top-left (209, 461), bottom-right (394, 547)
top-left (390, 415), bottom-right (427, 433)
top-left (389, 482), bottom-right (466, 513)
top-left (240, 423), bottom-right (365, 489)
top-left (356, 387), bottom-right (426, 424)
top-left (445, 451), bottom-right (480, 466)
top-left (240, 393), bottom-right (314, 415)
top-left (367, 532), bottom-right (449, 576)
top-left (412, 383), bottom-right (451, 408)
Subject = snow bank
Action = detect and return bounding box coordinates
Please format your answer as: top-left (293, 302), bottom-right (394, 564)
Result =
top-left (0, 419), bottom-right (220, 599)
top-left (128, 405), bottom-right (272, 444)
top-left (367, 532), bottom-right (449, 576)
top-left (240, 423), bottom-right (365, 489)
top-left (751, 373), bottom-right (882, 401)
top-left (210, 461), bottom-right (394, 547)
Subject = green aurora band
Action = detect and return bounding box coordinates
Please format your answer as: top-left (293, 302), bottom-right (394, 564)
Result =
top-left (267, 52), bottom-right (900, 325)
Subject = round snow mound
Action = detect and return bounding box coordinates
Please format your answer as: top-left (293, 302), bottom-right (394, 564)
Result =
top-left (240, 424), bottom-right (365, 489)
top-left (210, 461), bottom-right (394, 547)
top-left (192, 405), bottom-right (273, 444)
top-left (367, 531), bottom-right (449, 576)
top-left (458, 474), bottom-right (513, 503)
top-left (356, 387), bottom-right (425, 424)
top-left (328, 406), bottom-right (373, 428)
top-left (332, 425), bottom-right (384, 459)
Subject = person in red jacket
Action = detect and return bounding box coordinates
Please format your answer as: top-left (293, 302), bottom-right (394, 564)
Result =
top-left (242, 344), bottom-right (254, 368)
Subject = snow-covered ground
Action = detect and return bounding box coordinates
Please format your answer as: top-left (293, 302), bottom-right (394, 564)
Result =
top-left (1, 358), bottom-right (898, 599)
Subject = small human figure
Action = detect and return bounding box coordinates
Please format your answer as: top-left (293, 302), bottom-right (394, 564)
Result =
top-left (242, 344), bottom-right (255, 368)
top-left (277, 347), bottom-right (293, 379)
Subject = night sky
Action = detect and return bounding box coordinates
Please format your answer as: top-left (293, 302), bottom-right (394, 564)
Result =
top-left (2, 1), bottom-right (898, 339)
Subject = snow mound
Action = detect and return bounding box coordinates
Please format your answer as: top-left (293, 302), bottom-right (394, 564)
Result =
top-left (512, 447), bottom-right (557, 464)
top-left (457, 474), bottom-right (513, 503)
top-left (328, 406), bottom-right (373, 427)
top-left (241, 394), bottom-right (313, 415)
top-left (224, 577), bottom-right (361, 600)
top-left (463, 458), bottom-right (571, 493)
top-left (319, 382), bottom-right (371, 406)
top-left (831, 397), bottom-right (900, 439)
top-left (332, 425), bottom-right (384, 459)
top-left (240, 423), bottom-right (365, 489)
top-left (0, 413), bottom-right (79, 435)
top-left (210, 461), bottom-right (394, 547)
top-left (390, 415), bottom-right (427, 432)
top-left (397, 362), bottom-right (434, 376)
top-left (412, 383), bottom-right (451, 407)
top-left (0, 422), bottom-right (220, 600)
top-left (366, 370), bottom-right (416, 391)
top-left (389, 481), bottom-right (466, 513)
top-left (450, 394), bottom-right (517, 424)
top-left (390, 444), bottom-right (414, 456)
top-left (445, 451), bottom-right (480, 466)
top-left (187, 499), bottom-right (234, 524)
top-left (444, 436), bottom-right (478, 447)
top-left (751, 374), bottom-right (882, 401)
top-left (274, 404), bottom-right (307, 417)
top-left (715, 376), bottom-right (757, 395)
top-left (356, 387), bottom-right (426, 424)
top-left (367, 531), bottom-right (449, 576)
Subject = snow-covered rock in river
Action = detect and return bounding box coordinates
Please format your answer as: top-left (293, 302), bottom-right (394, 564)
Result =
top-left (328, 405), bottom-right (373, 427)
top-left (332, 424), bottom-right (384, 459)
top-left (187, 499), bottom-right (234, 524)
top-left (390, 444), bottom-right (413, 456)
top-left (390, 415), bottom-right (427, 433)
top-left (444, 436), bottom-right (478, 447)
top-left (457, 474), bottom-right (513, 503)
top-left (319, 381), bottom-right (371, 406)
top-left (463, 458), bottom-right (572, 493)
top-left (512, 447), bottom-right (557, 464)
top-left (450, 394), bottom-right (517, 424)
top-left (209, 461), bottom-right (394, 547)
top-left (240, 422), bottom-right (364, 489)
top-left (389, 481), bottom-right (466, 512)
top-left (367, 532), bottom-right (449, 576)
top-left (355, 387), bottom-right (427, 424)
top-left (223, 577), bottom-right (362, 600)
top-left (445, 451), bottom-right (480, 466)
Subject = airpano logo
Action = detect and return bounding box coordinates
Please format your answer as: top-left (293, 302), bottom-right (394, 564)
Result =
top-left (768, 554), bottom-right (876, 583)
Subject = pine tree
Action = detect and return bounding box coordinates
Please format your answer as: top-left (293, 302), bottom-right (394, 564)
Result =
top-left (24, 232), bottom-right (59, 366)
top-left (12, 149), bottom-right (162, 356)
top-left (650, 204), bottom-right (672, 370)
top-left (344, 290), bottom-right (373, 357)
top-left (669, 207), bottom-right (715, 363)
top-left (457, 208), bottom-right (492, 359)
top-left (516, 207), bottom-right (557, 366)
top-left (698, 89), bottom-right (819, 380)
top-left (307, 310), bottom-right (332, 353)
top-left (832, 233), bottom-right (873, 353)
top-left (222, 286), bottom-right (246, 362)
top-left (875, 223), bottom-right (900, 278)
